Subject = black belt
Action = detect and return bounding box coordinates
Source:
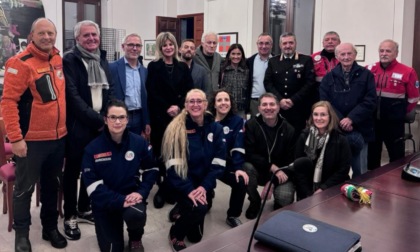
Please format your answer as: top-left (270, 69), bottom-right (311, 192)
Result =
top-left (128, 109), bottom-right (142, 115)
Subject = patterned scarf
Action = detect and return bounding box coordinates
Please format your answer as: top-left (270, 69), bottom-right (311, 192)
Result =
top-left (304, 126), bottom-right (329, 191)
top-left (76, 44), bottom-right (109, 89)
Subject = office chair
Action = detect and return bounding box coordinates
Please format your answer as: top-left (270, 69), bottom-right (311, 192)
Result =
top-left (399, 109), bottom-right (417, 153)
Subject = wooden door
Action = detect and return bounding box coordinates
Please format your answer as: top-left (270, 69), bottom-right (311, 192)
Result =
top-left (156, 16), bottom-right (179, 42)
top-left (193, 14), bottom-right (204, 47)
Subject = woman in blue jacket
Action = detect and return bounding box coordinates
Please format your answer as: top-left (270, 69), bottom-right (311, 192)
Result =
top-left (209, 89), bottom-right (248, 227)
top-left (81, 99), bottom-right (158, 252)
top-left (162, 89), bottom-right (226, 251)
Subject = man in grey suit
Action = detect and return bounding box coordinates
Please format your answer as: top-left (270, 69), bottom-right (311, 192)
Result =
top-left (194, 32), bottom-right (222, 96)
top-left (179, 39), bottom-right (210, 96)
top-left (109, 33), bottom-right (150, 136)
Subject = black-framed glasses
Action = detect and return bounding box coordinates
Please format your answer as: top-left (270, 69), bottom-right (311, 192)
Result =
top-left (107, 115), bottom-right (128, 122)
top-left (125, 43), bottom-right (143, 49)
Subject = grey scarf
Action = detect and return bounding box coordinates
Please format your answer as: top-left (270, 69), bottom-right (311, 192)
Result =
top-left (76, 44), bottom-right (109, 89)
top-left (304, 126), bottom-right (329, 191)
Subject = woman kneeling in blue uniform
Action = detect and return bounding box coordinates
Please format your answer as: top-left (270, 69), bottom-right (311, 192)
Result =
top-left (209, 89), bottom-right (248, 228)
top-left (294, 101), bottom-right (351, 200)
top-left (163, 89), bottom-right (226, 251)
top-left (81, 99), bottom-right (158, 252)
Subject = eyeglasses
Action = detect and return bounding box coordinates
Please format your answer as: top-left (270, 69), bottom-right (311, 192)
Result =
top-left (205, 41), bottom-right (217, 45)
top-left (257, 42), bottom-right (271, 46)
top-left (125, 43), bottom-right (143, 49)
top-left (187, 99), bottom-right (206, 105)
top-left (107, 115), bottom-right (128, 122)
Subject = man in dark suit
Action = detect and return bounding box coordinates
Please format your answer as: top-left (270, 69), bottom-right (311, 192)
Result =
top-left (109, 33), bottom-right (150, 136)
top-left (246, 33), bottom-right (273, 117)
top-left (264, 32), bottom-right (315, 135)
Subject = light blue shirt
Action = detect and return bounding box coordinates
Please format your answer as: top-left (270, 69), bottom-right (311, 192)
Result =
top-left (251, 54), bottom-right (271, 98)
top-left (124, 57), bottom-right (142, 110)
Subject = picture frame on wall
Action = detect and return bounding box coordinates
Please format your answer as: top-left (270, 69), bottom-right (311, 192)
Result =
top-left (144, 40), bottom-right (156, 60)
top-left (355, 45), bottom-right (366, 62)
top-left (217, 32), bottom-right (238, 58)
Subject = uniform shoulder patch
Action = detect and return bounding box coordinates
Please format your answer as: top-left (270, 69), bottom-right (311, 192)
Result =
top-left (6, 67), bottom-right (18, 74)
top-left (314, 55), bottom-right (321, 61)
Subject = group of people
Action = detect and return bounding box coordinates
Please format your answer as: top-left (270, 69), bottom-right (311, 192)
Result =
top-left (1, 16), bottom-right (418, 252)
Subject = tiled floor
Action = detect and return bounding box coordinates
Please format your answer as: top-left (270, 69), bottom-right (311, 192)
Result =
top-left (0, 182), bottom-right (272, 252)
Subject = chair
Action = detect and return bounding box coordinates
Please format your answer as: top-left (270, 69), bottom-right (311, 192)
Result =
top-left (398, 109), bottom-right (417, 153)
top-left (0, 117), bottom-right (15, 232)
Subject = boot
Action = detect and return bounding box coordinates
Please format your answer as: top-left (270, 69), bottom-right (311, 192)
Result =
top-left (15, 230), bottom-right (32, 252)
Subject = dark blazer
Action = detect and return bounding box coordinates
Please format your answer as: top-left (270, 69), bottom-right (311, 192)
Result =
top-left (146, 58), bottom-right (194, 157)
top-left (245, 53), bottom-right (258, 113)
top-left (109, 57), bottom-right (150, 128)
top-left (63, 46), bottom-right (114, 158)
top-left (295, 129), bottom-right (351, 195)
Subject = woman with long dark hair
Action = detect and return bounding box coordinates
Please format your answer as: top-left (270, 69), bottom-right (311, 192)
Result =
top-left (219, 44), bottom-right (249, 117)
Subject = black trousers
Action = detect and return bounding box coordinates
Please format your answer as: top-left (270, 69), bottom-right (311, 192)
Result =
top-left (13, 139), bottom-right (65, 231)
top-left (63, 154), bottom-right (90, 219)
top-left (94, 203), bottom-right (147, 252)
top-left (172, 193), bottom-right (209, 242)
top-left (218, 171), bottom-right (246, 217)
top-left (368, 119), bottom-right (405, 170)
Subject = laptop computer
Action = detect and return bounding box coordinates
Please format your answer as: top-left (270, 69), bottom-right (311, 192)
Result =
top-left (254, 210), bottom-right (362, 252)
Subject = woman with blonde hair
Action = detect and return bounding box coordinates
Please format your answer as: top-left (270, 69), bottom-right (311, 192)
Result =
top-left (146, 32), bottom-right (193, 208)
top-left (294, 101), bottom-right (351, 200)
top-left (163, 89), bottom-right (226, 251)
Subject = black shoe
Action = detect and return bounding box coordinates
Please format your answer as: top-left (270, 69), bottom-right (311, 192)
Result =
top-left (128, 239), bottom-right (145, 252)
top-left (169, 226), bottom-right (187, 251)
top-left (77, 211), bottom-right (95, 224)
top-left (245, 201), bottom-right (261, 220)
top-left (64, 216), bottom-right (81, 240)
top-left (226, 216), bottom-right (242, 228)
top-left (153, 188), bottom-right (165, 209)
top-left (42, 229), bottom-right (68, 249)
top-left (15, 231), bottom-right (32, 252)
top-left (168, 203), bottom-right (181, 222)
top-left (186, 222), bottom-right (204, 243)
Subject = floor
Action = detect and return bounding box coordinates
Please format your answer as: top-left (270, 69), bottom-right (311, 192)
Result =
top-left (0, 117), bottom-right (418, 252)
top-left (0, 181), bottom-right (273, 252)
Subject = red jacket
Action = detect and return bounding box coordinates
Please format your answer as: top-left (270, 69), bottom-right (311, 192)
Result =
top-left (311, 50), bottom-right (339, 82)
top-left (1, 43), bottom-right (67, 142)
top-left (367, 59), bottom-right (419, 115)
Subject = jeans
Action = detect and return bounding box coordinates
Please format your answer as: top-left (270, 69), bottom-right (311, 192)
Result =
top-left (345, 131), bottom-right (367, 177)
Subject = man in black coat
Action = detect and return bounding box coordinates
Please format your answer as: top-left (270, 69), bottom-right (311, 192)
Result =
top-left (63, 20), bottom-right (114, 240)
top-left (264, 32), bottom-right (315, 135)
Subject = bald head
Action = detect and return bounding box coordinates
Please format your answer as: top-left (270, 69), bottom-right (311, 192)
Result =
top-left (30, 18), bottom-right (57, 54)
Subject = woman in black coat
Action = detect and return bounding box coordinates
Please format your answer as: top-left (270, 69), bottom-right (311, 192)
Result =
top-left (146, 32), bottom-right (193, 208)
top-left (294, 101), bottom-right (351, 200)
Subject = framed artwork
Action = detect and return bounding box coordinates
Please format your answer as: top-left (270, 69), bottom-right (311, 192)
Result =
top-left (355, 45), bottom-right (366, 62)
top-left (217, 32), bottom-right (238, 58)
top-left (144, 40), bottom-right (156, 60)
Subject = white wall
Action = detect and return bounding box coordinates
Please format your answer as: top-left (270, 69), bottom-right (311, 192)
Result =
top-left (313, 0), bottom-right (415, 66)
top-left (42, 0), bottom-right (63, 52)
top-left (178, 0), bottom-right (204, 15)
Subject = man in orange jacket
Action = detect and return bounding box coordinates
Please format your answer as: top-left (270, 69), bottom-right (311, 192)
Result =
top-left (1, 18), bottom-right (67, 251)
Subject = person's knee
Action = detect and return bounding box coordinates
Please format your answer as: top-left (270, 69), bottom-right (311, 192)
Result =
top-left (123, 203), bottom-right (147, 222)
top-left (273, 181), bottom-right (295, 207)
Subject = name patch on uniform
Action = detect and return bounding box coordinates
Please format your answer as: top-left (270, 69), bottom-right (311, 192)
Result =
top-left (36, 67), bottom-right (51, 74)
top-left (95, 157), bottom-right (111, 163)
top-left (125, 151), bottom-right (135, 161)
top-left (391, 72), bottom-right (403, 80)
top-left (186, 129), bottom-right (196, 134)
top-left (7, 67), bottom-right (18, 74)
top-left (94, 152), bottom-right (112, 159)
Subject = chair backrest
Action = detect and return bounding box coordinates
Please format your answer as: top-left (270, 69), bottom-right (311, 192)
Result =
top-left (405, 109), bottom-right (417, 124)
top-left (0, 117), bottom-right (8, 166)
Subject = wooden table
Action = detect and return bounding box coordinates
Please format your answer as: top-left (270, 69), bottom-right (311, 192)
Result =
top-left (185, 154), bottom-right (420, 251)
